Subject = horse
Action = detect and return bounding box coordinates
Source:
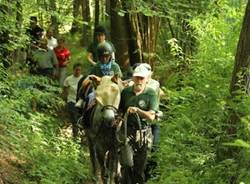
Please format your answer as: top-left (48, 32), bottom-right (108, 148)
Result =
top-left (79, 74), bottom-right (124, 184)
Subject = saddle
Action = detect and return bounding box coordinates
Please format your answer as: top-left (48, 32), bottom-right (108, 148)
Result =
top-left (76, 77), bottom-right (97, 128)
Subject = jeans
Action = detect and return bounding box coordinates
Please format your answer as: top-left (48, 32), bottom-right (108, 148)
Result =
top-left (151, 124), bottom-right (160, 152)
top-left (59, 67), bottom-right (67, 87)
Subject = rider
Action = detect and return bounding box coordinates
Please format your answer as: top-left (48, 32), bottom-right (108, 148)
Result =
top-left (76, 42), bottom-right (122, 126)
top-left (90, 41), bottom-right (122, 77)
top-left (87, 25), bottom-right (115, 66)
top-left (119, 65), bottom-right (158, 184)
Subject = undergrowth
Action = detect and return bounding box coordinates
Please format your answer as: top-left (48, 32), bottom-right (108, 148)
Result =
top-left (0, 71), bottom-right (90, 184)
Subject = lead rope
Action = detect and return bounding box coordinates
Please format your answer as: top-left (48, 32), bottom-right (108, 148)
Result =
top-left (134, 112), bottom-right (143, 148)
top-left (115, 111), bottom-right (143, 148)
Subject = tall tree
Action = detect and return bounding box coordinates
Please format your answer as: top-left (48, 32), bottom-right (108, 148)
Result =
top-left (124, 1), bottom-right (160, 67)
top-left (226, 0), bottom-right (250, 138)
top-left (49, 0), bottom-right (59, 35)
top-left (16, 0), bottom-right (22, 32)
top-left (230, 0), bottom-right (250, 95)
top-left (81, 0), bottom-right (91, 47)
top-left (216, 2), bottom-right (250, 183)
top-left (110, 0), bottom-right (130, 69)
top-left (71, 0), bottom-right (80, 34)
top-left (94, 0), bottom-right (100, 28)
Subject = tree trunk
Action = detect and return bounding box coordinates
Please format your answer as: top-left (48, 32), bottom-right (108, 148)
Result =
top-left (110, 0), bottom-right (130, 70)
top-left (16, 0), bottom-right (22, 33)
top-left (105, 0), bottom-right (112, 16)
top-left (126, 12), bottom-right (160, 68)
top-left (217, 3), bottom-right (250, 182)
top-left (71, 0), bottom-right (80, 34)
top-left (226, 0), bottom-right (250, 137)
top-left (94, 0), bottom-right (100, 29)
top-left (230, 0), bottom-right (250, 95)
top-left (49, 0), bottom-right (59, 36)
top-left (81, 0), bottom-right (91, 47)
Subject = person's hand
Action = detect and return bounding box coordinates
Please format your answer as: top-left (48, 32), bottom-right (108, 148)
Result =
top-left (127, 106), bottom-right (138, 114)
top-left (64, 60), bottom-right (70, 65)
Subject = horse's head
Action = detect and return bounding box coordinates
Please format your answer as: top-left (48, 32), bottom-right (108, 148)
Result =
top-left (94, 75), bottom-right (123, 125)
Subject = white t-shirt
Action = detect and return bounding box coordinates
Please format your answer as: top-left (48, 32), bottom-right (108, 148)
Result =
top-left (47, 37), bottom-right (58, 50)
top-left (64, 74), bottom-right (83, 103)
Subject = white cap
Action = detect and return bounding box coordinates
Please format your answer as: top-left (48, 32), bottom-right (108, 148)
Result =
top-left (133, 65), bottom-right (150, 78)
top-left (140, 63), bottom-right (151, 71)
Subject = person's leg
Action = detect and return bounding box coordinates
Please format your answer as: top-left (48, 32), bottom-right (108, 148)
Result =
top-left (133, 143), bottom-right (148, 184)
top-left (145, 124), bottom-right (160, 181)
top-left (67, 102), bottom-right (80, 138)
top-left (120, 166), bottom-right (133, 184)
top-left (59, 67), bottom-right (67, 86)
top-left (151, 124), bottom-right (160, 152)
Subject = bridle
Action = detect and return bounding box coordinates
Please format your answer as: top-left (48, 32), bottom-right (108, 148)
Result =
top-left (101, 105), bottom-right (118, 114)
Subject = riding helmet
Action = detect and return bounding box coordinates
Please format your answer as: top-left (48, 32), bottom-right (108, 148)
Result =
top-left (97, 42), bottom-right (113, 57)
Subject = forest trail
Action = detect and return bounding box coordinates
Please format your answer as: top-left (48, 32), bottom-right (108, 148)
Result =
top-left (0, 151), bottom-right (24, 183)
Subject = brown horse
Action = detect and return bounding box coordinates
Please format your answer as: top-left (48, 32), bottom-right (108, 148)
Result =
top-left (80, 75), bottom-right (124, 184)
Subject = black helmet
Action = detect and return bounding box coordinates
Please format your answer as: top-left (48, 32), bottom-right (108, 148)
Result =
top-left (94, 25), bottom-right (106, 35)
top-left (97, 42), bottom-right (113, 57)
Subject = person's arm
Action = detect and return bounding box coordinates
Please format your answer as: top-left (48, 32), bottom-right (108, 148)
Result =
top-left (51, 50), bottom-right (59, 77)
top-left (62, 86), bottom-right (69, 101)
top-left (87, 52), bottom-right (96, 65)
top-left (128, 90), bottom-right (158, 121)
top-left (127, 107), bottom-right (156, 121)
top-left (64, 48), bottom-right (71, 65)
top-left (62, 78), bottom-right (69, 101)
top-left (113, 63), bottom-right (123, 78)
top-left (51, 50), bottom-right (58, 66)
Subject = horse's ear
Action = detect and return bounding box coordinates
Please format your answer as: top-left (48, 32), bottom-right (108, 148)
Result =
top-left (89, 75), bottom-right (101, 86)
top-left (111, 74), bottom-right (119, 84)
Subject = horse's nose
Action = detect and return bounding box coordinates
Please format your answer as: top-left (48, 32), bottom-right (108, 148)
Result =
top-left (103, 109), bottom-right (115, 123)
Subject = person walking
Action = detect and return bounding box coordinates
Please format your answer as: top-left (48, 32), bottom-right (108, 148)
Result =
top-left (46, 29), bottom-right (58, 50)
top-left (54, 37), bottom-right (71, 86)
top-left (119, 65), bottom-right (158, 184)
top-left (32, 39), bottom-right (58, 78)
top-left (63, 63), bottom-right (83, 138)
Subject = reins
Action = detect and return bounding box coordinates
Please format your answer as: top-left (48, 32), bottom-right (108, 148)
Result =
top-left (115, 111), bottom-right (143, 147)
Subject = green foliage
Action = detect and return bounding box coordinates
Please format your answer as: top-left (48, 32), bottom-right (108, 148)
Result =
top-left (22, 0), bottom-right (74, 32)
top-left (152, 1), bottom-right (250, 184)
top-left (0, 73), bottom-right (90, 184)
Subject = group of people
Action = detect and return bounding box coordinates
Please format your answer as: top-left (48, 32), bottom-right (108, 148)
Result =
top-left (26, 16), bottom-right (71, 86)
top-left (63, 27), bottom-right (161, 183)
top-left (26, 16), bottom-right (161, 184)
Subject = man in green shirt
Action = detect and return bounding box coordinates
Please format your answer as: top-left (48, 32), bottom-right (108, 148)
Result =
top-left (32, 39), bottom-right (58, 78)
top-left (119, 65), bottom-right (158, 184)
